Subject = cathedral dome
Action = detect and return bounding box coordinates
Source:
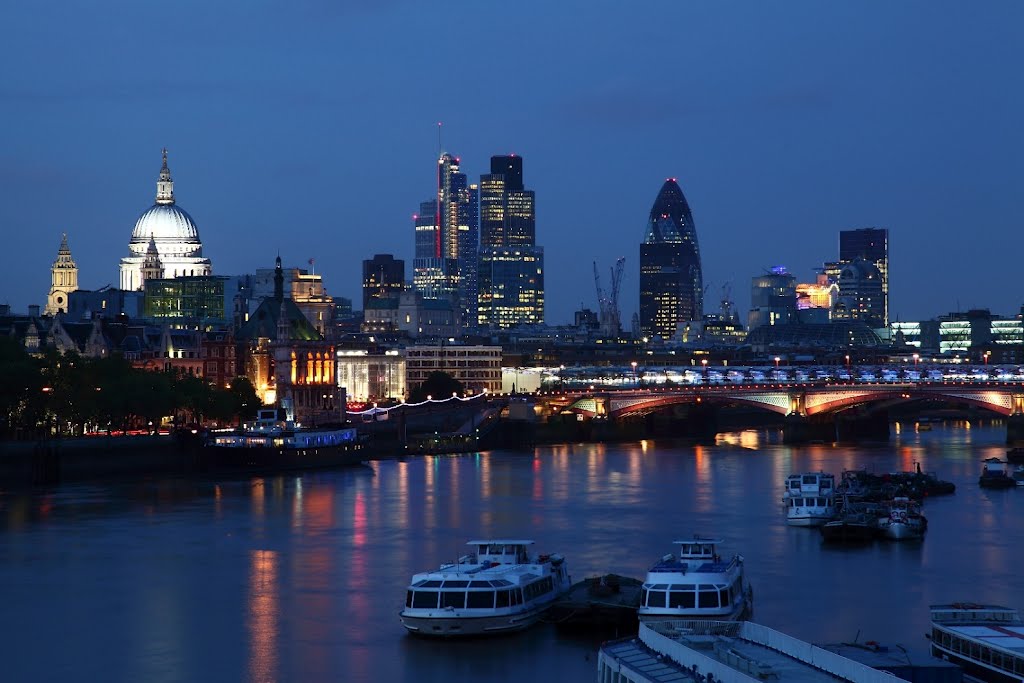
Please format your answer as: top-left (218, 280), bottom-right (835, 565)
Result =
top-left (131, 203), bottom-right (200, 243)
top-left (119, 149), bottom-right (212, 291)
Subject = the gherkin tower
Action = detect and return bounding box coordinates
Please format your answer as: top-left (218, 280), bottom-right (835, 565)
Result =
top-left (639, 179), bottom-right (703, 339)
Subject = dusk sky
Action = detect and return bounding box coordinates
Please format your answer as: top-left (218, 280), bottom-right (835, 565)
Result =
top-left (2, 1), bottom-right (1021, 325)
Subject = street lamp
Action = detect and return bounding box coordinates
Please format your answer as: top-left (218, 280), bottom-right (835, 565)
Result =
top-left (845, 354), bottom-right (851, 368)
top-left (774, 356), bottom-right (781, 369)
top-left (631, 361), bottom-right (638, 387)
top-left (984, 351), bottom-right (991, 366)
top-left (913, 353), bottom-right (919, 368)
top-left (701, 358), bottom-right (708, 381)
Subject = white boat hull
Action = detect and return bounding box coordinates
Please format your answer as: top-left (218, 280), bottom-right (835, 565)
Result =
top-left (786, 513), bottom-right (832, 527)
top-left (400, 605), bottom-right (548, 637)
top-left (878, 521), bottom-right (925, 540)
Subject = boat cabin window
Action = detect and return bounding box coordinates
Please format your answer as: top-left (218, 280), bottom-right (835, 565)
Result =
top-left (412, 591), bottom-right (438, 608)
top-left (469, 581), bottom-right (490, 588)
top-left (443, 580), bottom-right (468, 588)
top-left (668, 586), bottom-right (696, 608)
top-left (406, 591), bottom-right (413, 607)
top-left (647, 590), bottom-right (667, 608)
top-left (496, 590), bottom-right (510, 608)
top-left (441, 591), bottom-right (465, 609)
top-left (719, 588), bottom-right (729, 606)
top-left (420, 580), bottom-right (442, 588)
top-left (698, 584), bottom-right (719, 608)
top-left (803, 475), bottom-right (817, 484)
top-left (467, 591), bottom-right (495, 609)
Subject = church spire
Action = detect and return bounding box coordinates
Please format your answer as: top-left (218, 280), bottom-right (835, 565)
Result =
top-left (274, 255), bottom-right (284, 301)
top-left (44, 233), bottom-right (79, 316)
top-left (141, 233), bottom-right (164, 284)
top-left (156, 147), bottom-right (175, 205)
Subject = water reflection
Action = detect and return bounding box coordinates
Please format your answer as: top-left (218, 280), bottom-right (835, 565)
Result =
top-left (1, 425), bottom-right (1022, 682)
top-left (247, 549), bottom-right (278, 683)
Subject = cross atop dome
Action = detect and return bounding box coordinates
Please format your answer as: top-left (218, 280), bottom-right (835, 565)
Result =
top-left (156, 147), bottom-right (174, 205)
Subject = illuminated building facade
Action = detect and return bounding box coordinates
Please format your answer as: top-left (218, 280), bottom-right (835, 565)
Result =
top-left (143, 275), bottom-right (231, 326)
top-left (639, 179), bottom-right (702, 339)
top-left (362, 254), bottom-right (405, 309)
top-left (477, 247), bottom-right (545, 328)
top-left (405, 345), bottom-right (502, 395)
top-left (477, 155), bottom-right (544, 328)
top-left (335, 350), bottom-right (406, 403)
top-left (412, 199), bottom-right (452, 300)
top-left (747, 268), bottom-right (796, 330)
top-left (795, 274), bottom-right (838, 311)
top-left (237, 257), bottom-right (340, 424)
top-left (45, 234), bottom-right (79, 316)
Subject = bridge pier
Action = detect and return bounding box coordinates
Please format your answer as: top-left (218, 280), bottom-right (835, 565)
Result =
top-left (782, 415), bottom-right (835, 445)
top-left (1006, 414), bottom-right (1024, 446)
top-left (835, 409), bottom-right (890, 443)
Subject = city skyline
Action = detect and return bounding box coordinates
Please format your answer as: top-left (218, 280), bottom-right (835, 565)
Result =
top-left (2, 2), bottom-right (1022, 324)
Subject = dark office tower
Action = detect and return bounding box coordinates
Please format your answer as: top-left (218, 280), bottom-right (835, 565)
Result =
top-left (491, 155), bottom-right (523, 192)
top-left (838, 227), bottom-right (888, 326)
top-left (639, 178), bottom-right (703, 339)
top-left (477, 154), bottom-right (544, 328)
top-left (362, 254), bottom-right (405, 309)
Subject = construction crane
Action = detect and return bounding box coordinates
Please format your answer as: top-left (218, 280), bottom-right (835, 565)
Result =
top-left (594, 257), bottom-right (625, 337)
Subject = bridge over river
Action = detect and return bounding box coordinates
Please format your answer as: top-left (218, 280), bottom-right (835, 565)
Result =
top-left (552, 368), bottom-right (1024, 444)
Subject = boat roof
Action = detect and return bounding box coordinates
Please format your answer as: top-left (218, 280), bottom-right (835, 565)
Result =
top-left (674, 538), bottom-right (723, 545)
top-left (602, 621), bottom-right (903, 683)
top-left (931, 604), bottom-right (1024, 657)
top-left (466, 539), bottom-right (534, 546)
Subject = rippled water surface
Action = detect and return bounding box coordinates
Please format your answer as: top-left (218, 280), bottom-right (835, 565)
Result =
top-left (1, 421), bottom-right (1022, 683)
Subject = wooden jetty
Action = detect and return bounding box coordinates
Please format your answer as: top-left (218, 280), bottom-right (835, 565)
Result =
top-left (545, 574), bottom-right (642, 633)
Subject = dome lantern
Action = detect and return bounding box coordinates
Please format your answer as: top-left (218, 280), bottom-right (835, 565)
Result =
top-left (156, 147), bottom-right (174, 205)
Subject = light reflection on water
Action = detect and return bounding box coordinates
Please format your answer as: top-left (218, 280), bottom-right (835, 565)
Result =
top-left (0, 423), bottom-right (1021, 683)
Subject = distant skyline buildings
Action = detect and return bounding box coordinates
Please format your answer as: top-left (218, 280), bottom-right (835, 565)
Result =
top-left (411, 153), bottom-right (477, 326)
top-left (477, 154), bottom-right (544, 329)
top-left (639, 179), bottom-right (703, 339)
top-left (362, 254), bottom-right (405, 310)
top-left (824, 227), bottom-right (889, 329)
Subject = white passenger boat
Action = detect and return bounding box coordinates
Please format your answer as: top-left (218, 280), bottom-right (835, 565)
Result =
top-left (639, 537), bottom-right (753, 623)
top-left (400, 540), bottom-right (571, 637)
top-left (784, 472), bottom-right (837, 526)
top-left (929, 603), bottom-right (1024, 683)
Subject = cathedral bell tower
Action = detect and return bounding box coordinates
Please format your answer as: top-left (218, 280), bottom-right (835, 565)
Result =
top-left (44, 234), bottom-right (79, 316)
top-left (140, 234), bottom-right (164, 284)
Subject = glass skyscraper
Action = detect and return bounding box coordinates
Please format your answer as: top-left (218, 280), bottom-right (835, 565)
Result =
top-left (639, 178), bottom-right (703, 339)
top-left (477, 154), bottom-right (544, 328)
top-left (412, 154), bottom-right (478, 327)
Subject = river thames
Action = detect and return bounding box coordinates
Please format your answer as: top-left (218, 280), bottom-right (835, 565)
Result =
top-left (1, 420), bottom-right (1022, 682)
